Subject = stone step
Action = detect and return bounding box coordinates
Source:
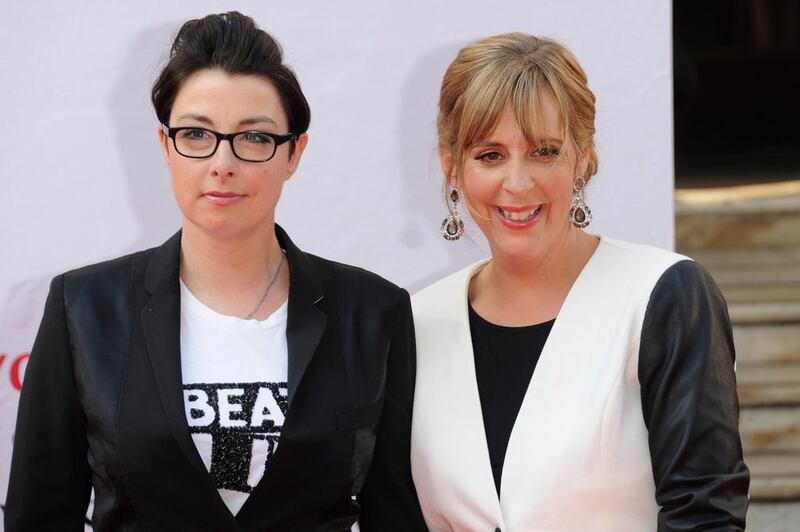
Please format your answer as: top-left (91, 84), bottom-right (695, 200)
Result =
top-left (729, 302), bottom-right (800, 325)
top-left (748, 501), bottom-right (800, 530)
top-left (675, 181), bottom-right (800, 250)
top-left (686, 248), bottom-right (800, 308)
top-left (725, 286), bottom-right (800, 304)
top-left (689, 248), bottom-right (800, 282)
top-left (740, 406), bottom-right (800, 453)
top-left (675, 181), bottom-right (800, 501)
top-left (738, 363), bottom-right (800, 407)
top-left (746, 452), bottom-right (800, 500)
top-left (689, 247), bottom-right (800, 268)
top-left (682, 245), bottom-right (800, 326)
top-left (733, 321), bottom-right (800, 365)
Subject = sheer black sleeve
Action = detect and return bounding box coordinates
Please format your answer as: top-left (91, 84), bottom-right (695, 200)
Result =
top-left (639, 260), bottom-right (749, 531)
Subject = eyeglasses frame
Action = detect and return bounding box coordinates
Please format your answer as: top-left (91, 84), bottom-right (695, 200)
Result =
top-left (162, 124), bottom-right (295, 163)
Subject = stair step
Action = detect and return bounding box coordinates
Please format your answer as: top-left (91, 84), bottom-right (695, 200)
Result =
top-left (733, 322), bottom-right (800, 365)
top-left (685, 248), bottom-right (800, 307)
top-left (689, 247), bottom-right (800, 267)
top-left (677, 211), bottom-right (800, 250)
top-left (675, 181), bottom-right (800, 216)
top-left (738, 363), bottom-right (800, 407)
top-left (740, 407), bottom-right (800, 453)
top-left (724, 286), bottom-right (800, 304)
top-left (675, 180), bottom-right (800, 250)
top-left (675, 181), bottom-right (800, 502)
top-left (730, 302), bottom-right (800, 325)
top-left (747, 452), bottom-right (800, 500)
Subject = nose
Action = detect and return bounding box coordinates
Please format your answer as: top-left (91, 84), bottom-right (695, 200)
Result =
top-left (209, 138), bottom-right (237, 179)
top-left (502, 159), bottom-right (534, 197)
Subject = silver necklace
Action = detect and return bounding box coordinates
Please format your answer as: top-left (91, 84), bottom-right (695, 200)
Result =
top-left (245, 251), bottom-right (286, 320)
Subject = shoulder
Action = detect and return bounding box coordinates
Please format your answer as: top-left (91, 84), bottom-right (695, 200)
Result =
top-left (56, 246), bottom-right (161, 313)
top-left (652, 258), bottom-right (718, 290)
top-left (600, 234), bottom-right (727, 315)
top-left (586, 236), bottom-right (694, 297)
top-left (637, 258), bottom-right (733, 383)
top-left (61, 247), bottom-right (155, 291)
top-left (646, 259), bottom-right (727, 321)
top-left (308, 253), bottom-right (409, 310)
top-left (596, 236), bottom-right (688, 270)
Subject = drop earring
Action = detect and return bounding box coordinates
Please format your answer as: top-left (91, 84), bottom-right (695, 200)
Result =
top-left (440, 187), bottom-right (465, 241)
top-left (569, 176), bottom-right (592, 228)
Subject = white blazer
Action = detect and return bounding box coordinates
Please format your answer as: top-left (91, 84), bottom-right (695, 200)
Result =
top-left (410, 237), bottom-right (686, 532)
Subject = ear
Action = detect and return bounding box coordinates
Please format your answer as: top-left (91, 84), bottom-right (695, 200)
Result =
top-left (285, 132), bottom-right (309, 180)
top-left (438, 145), bottom-right (458, 188)
top-left (158, 125), bottom-right (171, 168)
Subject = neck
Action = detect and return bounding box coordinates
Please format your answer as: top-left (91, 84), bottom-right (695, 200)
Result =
top-left (179, 219), bottom-right (286, 317)
top-left (470, 229), bottom-right (598, 326)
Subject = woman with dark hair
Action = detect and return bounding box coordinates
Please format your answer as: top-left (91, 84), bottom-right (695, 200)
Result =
top-left (5, 12), bottom-right (425, 531)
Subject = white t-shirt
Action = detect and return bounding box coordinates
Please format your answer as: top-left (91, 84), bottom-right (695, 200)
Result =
top-left (179, 280), bottom-right (289, 515)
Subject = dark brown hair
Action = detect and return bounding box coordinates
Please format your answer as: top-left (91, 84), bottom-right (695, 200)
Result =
top-left (151, 11), bottom-right (310, 138)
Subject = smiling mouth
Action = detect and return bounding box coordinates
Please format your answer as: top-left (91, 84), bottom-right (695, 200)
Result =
top-left (497, 206), bottom-right (541, 222)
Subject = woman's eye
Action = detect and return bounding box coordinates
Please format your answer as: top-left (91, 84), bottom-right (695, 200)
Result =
top-left (241, 132), bottom-right (273, 144)
top-left (180, 128), bottom-right (211, 140)
top-left (533, 146), bottom-right (560, 158)
top-left (476, 151), bottom-right (503, 162)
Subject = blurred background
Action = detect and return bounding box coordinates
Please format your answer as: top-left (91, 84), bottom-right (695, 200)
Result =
top-left (673, 1), bottom-right (800, 529)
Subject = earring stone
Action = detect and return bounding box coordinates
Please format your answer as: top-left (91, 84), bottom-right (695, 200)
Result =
top-left (441, 188), bottom-right (465, 241)
top-left (569, 176), bottom-right (592, 228)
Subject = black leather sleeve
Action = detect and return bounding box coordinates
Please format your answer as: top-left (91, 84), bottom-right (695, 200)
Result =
top-left (639, 260), bottom-right (749, 531)
top-left (357, 290), bottom-right (428, 531)
top-left (5, 275), bottom-right (92, 531)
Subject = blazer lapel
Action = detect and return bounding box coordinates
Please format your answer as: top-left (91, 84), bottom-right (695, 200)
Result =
top-left (448, 261), bottom-right (504, 521)
top-left (236, 225), bottom-right (328, 525)
top-left (138, 225), bottom-right (329, 528)
top-left (500, 238), bottom-right (605, 525)
top-left (275, 225), bottom-right (327, 406)
top-left (139, 231), bottom-right (221, 486)
top-left (412, 259), bottom-right (504, 530)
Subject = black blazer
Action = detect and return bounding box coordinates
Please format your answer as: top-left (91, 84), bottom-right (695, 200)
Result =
top-left (5, 225), bottom-right (428, 531)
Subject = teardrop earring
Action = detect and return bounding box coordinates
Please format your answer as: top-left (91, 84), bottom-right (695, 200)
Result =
top-left (568, 176), bottom-right (592, 228)
top-left (440, 187), bottom-right (465, 241)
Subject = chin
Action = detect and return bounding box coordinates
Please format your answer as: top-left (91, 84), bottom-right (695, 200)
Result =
top-left (186, 214), bottom-right (245, 240)
top-left (491, 233), bottom-right (545, 262)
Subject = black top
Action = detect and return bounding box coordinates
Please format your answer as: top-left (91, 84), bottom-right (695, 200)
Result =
top-left (469, 305), bottom-right (554, 495)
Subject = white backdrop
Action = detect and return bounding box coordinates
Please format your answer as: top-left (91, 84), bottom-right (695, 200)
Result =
top-left (0, 0), bottom-right (673, 525)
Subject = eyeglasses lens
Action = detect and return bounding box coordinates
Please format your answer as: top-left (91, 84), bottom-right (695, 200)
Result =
top-left (233, 132), bottom-right (276, 161)
top-left (174, 129), bottom-right (277, 162)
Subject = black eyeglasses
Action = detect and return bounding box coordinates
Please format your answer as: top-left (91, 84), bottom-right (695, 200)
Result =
top-left (163, 125), bottom-right (295, 162)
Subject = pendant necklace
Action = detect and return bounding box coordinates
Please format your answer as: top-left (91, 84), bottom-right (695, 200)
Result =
top-left (245, 250), bottom-right (286, 319)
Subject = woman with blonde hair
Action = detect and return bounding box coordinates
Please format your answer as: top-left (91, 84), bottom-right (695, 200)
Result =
top-left (411, 33), bottom-right (749, 531)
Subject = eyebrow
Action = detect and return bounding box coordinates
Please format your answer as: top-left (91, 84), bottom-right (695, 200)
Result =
top-left (239, 116), bottom-right (277, 126)
top-left (175, 114), bottom-right (278, 127)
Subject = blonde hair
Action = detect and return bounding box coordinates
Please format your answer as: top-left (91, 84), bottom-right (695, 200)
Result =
top-left (438, 33), bottom-right (597, 185)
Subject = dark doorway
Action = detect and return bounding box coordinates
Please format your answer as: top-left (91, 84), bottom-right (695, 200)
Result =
top-left (674, 0), bottom-right (800, 187)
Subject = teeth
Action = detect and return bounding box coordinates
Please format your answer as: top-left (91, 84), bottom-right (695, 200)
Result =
top-left (499, 206), bottom-right (540, 222)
